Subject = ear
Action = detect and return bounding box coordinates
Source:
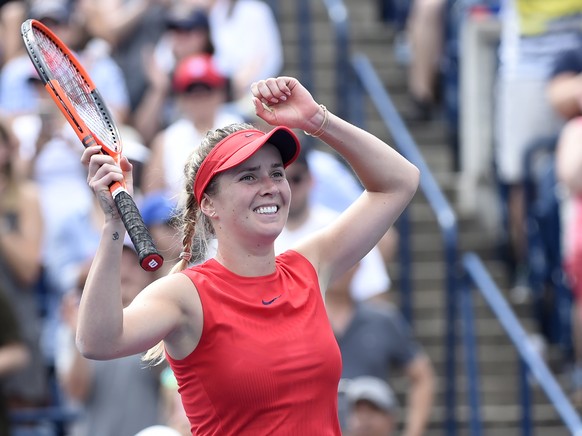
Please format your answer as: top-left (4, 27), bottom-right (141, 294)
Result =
top-left (200, 194), bottom-right (216, 218)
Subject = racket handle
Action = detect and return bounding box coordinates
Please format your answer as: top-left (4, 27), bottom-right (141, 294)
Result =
top-left (113, 190), bottom-right (164, 272)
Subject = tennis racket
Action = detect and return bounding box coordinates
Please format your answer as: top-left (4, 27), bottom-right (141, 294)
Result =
top-left (21, 19), bottom-right (163, 272)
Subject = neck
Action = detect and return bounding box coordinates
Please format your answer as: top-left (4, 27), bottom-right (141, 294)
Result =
top-left (192, 116), bottom-right (215, 134)
top-left (214, 242), bottom-right (276, 277)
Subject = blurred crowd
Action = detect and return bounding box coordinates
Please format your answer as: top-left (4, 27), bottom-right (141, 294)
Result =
top-left (0, 0), bottom-right (437, 435)
top-left (386, 0), bottom-right (582, 411)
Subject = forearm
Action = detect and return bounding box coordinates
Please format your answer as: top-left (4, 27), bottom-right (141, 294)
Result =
top-left (313, 110), bottom-right (419, 198)
top-left (76, 220), bottom-right (126, 359)
top-left (404, 384), bottom-right (434, 436)
top-left (84, 0), bottom-right (150, 48)
top-left (131, 85), bottom-right (168, 146)
top-left (61, 346), bottom-right (93, 401)
top-left (403, 359), bottom-right (436, 436)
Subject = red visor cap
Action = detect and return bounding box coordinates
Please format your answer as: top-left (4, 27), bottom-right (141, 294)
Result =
top-left (194, 126), bottom-right (301, 203)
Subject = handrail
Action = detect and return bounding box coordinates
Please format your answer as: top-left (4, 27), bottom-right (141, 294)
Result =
top-left (350, 52), bottom-right (460, 436)
top-left (462, 252), bottom-right (582, 434)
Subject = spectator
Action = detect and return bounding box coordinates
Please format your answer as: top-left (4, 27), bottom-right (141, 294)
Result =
top-left (549, 42), bottom-right (582, 399)
top-left (140, 193), bottom-right (181, 278)
top-left (493, 0), bottom-right (581, 299)
top-left (0, 292), bottom-right (30, 436)
top-left (543, 42), bottom-right (582, 399)
top-left (275, 145), bottom-right (392, 302)
top-left (0, 1), bottom-right (28, 68)
top-left (326, 262), bottom-right (435, 435)
top-left (134, 6), bottom-right (216, 144)
top-left (0, 116), bottom-right (48, 411)
top-left (341, 376), bottom-right (399, 436)
top-left (142, 53), bottom-right (243, 197)
top-left (404, 0), bottom-right (446, 121)
top-left (208, 0), bottom-right (284, 119)
top-left (154, 5), bottom-right (215, 74)
top-left (0, 1), bottom-right (65, 116)
top-left (79, 0), bottom-right (171, 112)
top-left (55, 241), bottom-right (163, 436)
top-left (555, 117), bottom-right (582, 405)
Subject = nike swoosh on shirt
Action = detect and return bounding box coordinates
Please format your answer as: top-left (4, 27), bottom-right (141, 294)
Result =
top-left (262, 295), bottom-right (282, 305)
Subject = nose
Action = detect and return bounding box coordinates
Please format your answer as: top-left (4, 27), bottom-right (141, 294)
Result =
top-left (259, 175), bottom-right (279, 196)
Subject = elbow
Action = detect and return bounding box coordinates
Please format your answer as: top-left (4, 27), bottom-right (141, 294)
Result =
top-left (75, 335), bottom-right (94, 360)
top-left (407, 164), bottom-right (421, 198)
top-left (75, 334), bottom-right (110, 361)
top-left (76, 333), bottom-right (127, 361)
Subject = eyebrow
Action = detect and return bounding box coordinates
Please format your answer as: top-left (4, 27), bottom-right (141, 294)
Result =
top-left (235, 162), bottom-right (284, 174)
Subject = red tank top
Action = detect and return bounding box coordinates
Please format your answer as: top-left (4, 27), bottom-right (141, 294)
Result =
top-left (166, 250), bottom-right (342, 435)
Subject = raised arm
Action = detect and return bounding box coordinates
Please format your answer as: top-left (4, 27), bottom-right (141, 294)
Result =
top-left (251, 77), bottom-right (419, 288)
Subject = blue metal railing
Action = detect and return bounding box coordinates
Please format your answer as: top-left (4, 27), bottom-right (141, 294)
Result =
top-left (350, 53), bottom-right (460, 436)
top-left (462, 252), bottom-right (582, 435)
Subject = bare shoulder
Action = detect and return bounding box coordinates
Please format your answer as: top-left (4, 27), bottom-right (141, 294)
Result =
top-left (146, 271), bottom-right (201, 313)
top-left (131, 273), bottom-right (203, 359)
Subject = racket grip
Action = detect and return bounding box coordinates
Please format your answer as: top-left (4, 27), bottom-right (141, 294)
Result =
top-left (113, 190), bottom-right (164, 272)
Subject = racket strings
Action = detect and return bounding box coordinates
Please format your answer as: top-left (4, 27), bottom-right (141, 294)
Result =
top-left (33, 28), bottom-right (120, 152)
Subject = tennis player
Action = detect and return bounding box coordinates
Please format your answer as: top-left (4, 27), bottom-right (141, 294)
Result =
top-left (77, 76), bottom-right (419, 435)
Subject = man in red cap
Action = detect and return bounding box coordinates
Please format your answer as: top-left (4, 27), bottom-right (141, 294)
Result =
top-left (142, 53), bottom-right (243, 199)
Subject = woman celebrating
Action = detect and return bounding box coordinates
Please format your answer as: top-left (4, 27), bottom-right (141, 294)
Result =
top-left (76, 76), bottom-right (419, 435)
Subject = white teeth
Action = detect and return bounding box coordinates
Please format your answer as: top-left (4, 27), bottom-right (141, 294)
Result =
top-left (255, 206), bottom-right (277, 214)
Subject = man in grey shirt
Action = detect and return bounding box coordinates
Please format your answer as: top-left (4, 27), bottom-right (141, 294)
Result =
top-left (327, 263), bottom-right (435, 436)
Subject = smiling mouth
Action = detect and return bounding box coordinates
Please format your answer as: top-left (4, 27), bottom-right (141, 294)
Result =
top-left (254, 206), bottom-right (278, 214)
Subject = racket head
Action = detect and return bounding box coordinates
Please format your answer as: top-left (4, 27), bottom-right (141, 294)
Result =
top-left (21, 19), bottom-right (122, 158)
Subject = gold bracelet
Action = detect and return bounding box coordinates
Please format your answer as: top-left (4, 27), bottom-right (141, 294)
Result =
top-left (304, 104), bottom-right (329, 138)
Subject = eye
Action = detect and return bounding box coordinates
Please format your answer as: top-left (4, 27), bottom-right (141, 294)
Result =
top-left (240, 174), bottom-right (255, 181)
top-left (272, 170), bottom-right (284, 179)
